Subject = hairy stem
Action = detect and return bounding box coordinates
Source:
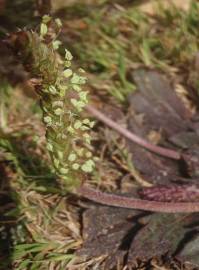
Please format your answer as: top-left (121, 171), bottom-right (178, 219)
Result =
top-left (78, 186), bottom-right (199, 213)
top-left (86, 104), bottom-right (181, 160)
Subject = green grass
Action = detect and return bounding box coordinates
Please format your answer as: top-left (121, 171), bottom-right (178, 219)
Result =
top-left (61, 0), bottom-right (199, 102)
top-left (12, 242), bottom-right (74, 269)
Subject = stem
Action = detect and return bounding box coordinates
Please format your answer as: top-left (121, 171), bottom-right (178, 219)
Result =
top-left (36, 0), bottom-right (51, 15)
top-left (78, 186), bottom-right (199, 213)
top-left (86, 105), bottom-right (181, 160)
top-left (82, 106), bottom-right (198, 213)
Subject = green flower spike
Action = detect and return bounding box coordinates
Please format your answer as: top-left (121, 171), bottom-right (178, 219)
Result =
top-left (13, 17), bottom-right (95, 188)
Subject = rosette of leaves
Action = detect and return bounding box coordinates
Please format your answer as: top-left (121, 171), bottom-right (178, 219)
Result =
top-left (12, 16), bottom-right (95, 187)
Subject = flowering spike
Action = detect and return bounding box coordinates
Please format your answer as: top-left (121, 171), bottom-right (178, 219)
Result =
top-left (12, 17), bottom-right (95, 187)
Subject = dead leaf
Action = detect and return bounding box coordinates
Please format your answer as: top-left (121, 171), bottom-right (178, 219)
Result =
top-left (77, 204), bottom-right (143, 269)
top-left (127, 213), bottom-right (198, 263)
top-left (178, 232), bottom-right (199, 266)
top-left (127, 69), bottom-right (198, 185)
top-left (78, 69), bottom-right (199, 268)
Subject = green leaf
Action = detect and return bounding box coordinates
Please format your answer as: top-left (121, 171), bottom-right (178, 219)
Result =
top-left (40, 23), bottom-right (48, 36)
top-left (85, 151), bottom-right (92, 158)
top-left (52, 101), bottom-right (64, 107)
top-left (74, 120), bottom-right (82, 129)
top-left (47, 253), bottom-right (74, 262)
top-left (48, 85), bottom-right (57, 95)
top-left (63, 69), bottom-right (73, 78)
top-left (64, 60), bottom-right (71, 68)
top-left (54, 108), bottom-right (63, 115)
top-left (55, 18), bottom-right (62, 28)
top-left (72, 84), bottom-right (82, 92)
top-left (52, 40), bottom-right (62, 50)
top-left (71, 73), bottom-right (86, 85)
top-left (71, 99), bottom-right (86, 112)
top-left (67, 126), bottom-right (75, 134)
top-left (42, 15), bottom-right (51, 24)
top-left (81, 159), bottom-right (95, 173)
top-left (83, 133), bottom-right (91, 144)
top-left (83, 118), bottom-right (90, 125)
top-left (43, 116), bottom-right (52, 125)
top-left (79, 91), bottom-right (88, 102)
top-left (17, 259), bottom-right (31, 269)
top-left (68, 153), bottom-right (77, 162)
top-left (72, 163), bottom-right (80, 170)
top-left (60, 167), bottom-right (69, 174)
top-left (46, 143), bottom-right (53, 152)
top-left (65, 49), bottom-right (73, 61)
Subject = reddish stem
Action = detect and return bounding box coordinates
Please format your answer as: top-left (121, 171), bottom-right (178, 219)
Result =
top-left (82, 105), bottom-right (199, 212)
top-left (86, 104), bottom-right (181, 160)
top-left (78, 186), bottom-right (199, 213)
